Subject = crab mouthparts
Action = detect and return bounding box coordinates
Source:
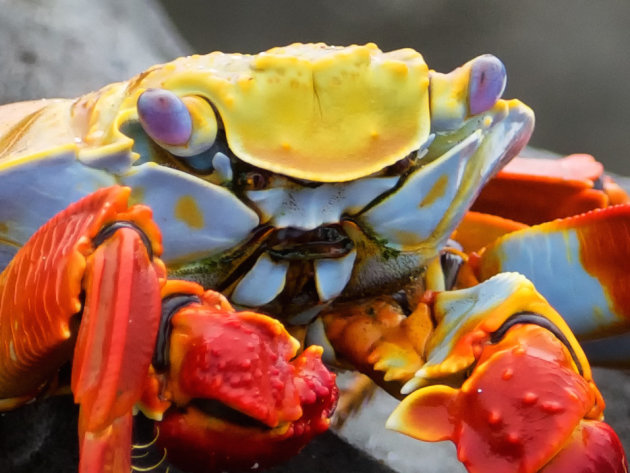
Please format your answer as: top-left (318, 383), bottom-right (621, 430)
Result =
top-left (231, 224), bottom-right (358, 306)
top-left (267, 225), bottom-right (354, 260)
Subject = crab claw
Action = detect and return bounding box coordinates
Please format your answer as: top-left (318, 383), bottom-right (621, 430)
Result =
top-left (154, 289), bottom-right (338, 472)
top-left (388, 325), bottom-right (627, 473)
top-left (387, 273), bottom-right (628, 473)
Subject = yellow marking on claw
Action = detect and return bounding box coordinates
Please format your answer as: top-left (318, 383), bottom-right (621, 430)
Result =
top-left (371, 341), bottom-right (422, 382)
top-left (386, 384), bottom-right (457, 441)
top-left (423, 276), bottom-right (592, 383)
top-left (175, 195), bottom-right (204, 229)
top-left (425, 257), bottom-right (445, 291)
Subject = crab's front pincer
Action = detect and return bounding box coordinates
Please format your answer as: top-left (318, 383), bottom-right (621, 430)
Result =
top-left (149, 287), bottom-right (338, 473)
top-left (387, 274), bottom-right (628, 473)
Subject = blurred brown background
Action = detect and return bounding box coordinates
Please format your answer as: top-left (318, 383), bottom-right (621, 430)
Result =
top-left (158, 0), bottom-right (630, 175)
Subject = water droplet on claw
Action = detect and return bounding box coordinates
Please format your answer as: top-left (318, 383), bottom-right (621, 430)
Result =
top-left (522, 392), bottom-right (538, 405)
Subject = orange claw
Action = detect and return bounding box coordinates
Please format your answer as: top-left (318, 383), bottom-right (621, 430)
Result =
top-left (388, 323), bottom-right (627, 473)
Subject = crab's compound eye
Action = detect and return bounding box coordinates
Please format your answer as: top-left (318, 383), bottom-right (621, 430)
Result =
top-left (468, 55), bottom-right (506, 115)
top-left (238, 170), bottom-right (269, 190)
top-left (137, 90), bottom-right (218, 158)
top-left (138, 88), bottom-right (192, 146)
top-left (246, 172), bottom-right (268, 190)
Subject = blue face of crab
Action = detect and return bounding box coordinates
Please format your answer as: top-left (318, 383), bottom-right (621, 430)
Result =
top-left (0, 53), bottom-right (533, 313)
top-left (122, 55), bottom-right (533, 310)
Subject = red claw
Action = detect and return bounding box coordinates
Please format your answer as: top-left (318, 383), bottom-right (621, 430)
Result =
top-left (540, 421), bottom-right (628, 473)
top-left (388, 324), bottom-right (628, 473)
top-left (155, 291), bottom-right (338, 472)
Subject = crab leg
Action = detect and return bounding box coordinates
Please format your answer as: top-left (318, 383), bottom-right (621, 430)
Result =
top-left (467, 204), bottom-right (630, 365)
top-left (449, 153), bottom-right (630, 364)
top-left (471, 154), bottom-right (629, 225)
top-left (74, 220), bottom-right (166, 472)
top-left (0, 186), bottom-right (166, 472)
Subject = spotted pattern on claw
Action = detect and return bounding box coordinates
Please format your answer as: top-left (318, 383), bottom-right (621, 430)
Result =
top-left (171, 306), bottom-right (304, 426)
top-left (388, 325), bottom-right (610, 473)
top-left (158, 292), bottom-right (337, 472)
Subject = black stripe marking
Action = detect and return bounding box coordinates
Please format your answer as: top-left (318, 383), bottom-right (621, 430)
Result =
top-left (152, 294), bottom-right (201, 371)
top-left (490, 311), bottom-right (584, 376)
top-left (93, 221), bottom-right (154, 260)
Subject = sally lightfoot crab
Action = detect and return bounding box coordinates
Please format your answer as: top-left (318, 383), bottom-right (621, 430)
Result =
top-left (0, 43), bottom-right (628, 473)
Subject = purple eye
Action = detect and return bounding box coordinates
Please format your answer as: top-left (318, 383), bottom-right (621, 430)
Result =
top-left (468, 55), bottom-right (506, 115)
top-left (137, 88), bottom-right (193, 146)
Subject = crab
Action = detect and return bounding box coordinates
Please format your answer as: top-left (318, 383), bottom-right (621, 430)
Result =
top-left (0, 43), bottom-right (628, 473)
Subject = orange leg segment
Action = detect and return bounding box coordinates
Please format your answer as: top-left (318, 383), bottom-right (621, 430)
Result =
top-left (472, 154), bottom-right (629, 225)
top-left (0, 186), bottom-right (166, 473)
top-left (73, 225), bottom-right (164, 473)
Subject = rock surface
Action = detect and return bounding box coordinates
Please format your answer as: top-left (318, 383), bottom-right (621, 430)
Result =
top-left (0, 0), bottom-right (190, 103)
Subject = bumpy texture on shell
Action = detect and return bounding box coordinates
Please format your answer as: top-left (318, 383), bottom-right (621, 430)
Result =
top-left (1, 43), bottom-right (431, 183)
